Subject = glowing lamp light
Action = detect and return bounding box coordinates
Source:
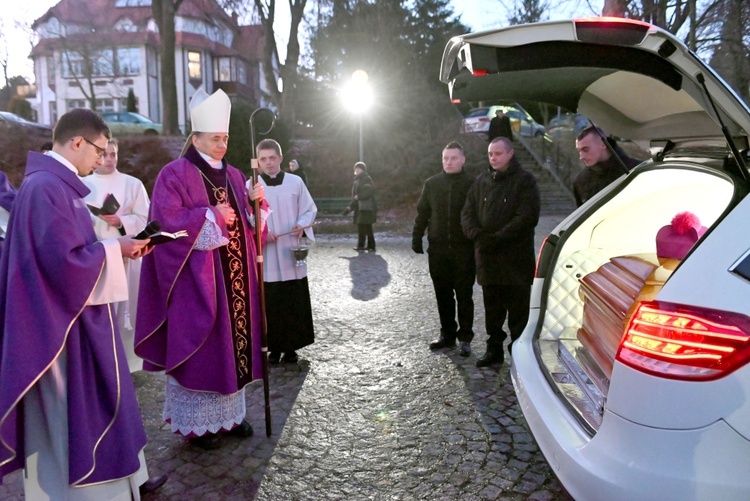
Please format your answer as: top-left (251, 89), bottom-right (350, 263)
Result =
top-left (341, 71), bottom-right (373, 114)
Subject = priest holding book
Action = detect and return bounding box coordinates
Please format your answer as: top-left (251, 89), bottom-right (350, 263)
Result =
top-left (83, 138), bottom-right (150, 372)
top-left (136, 88), bottom-right (268, 451)
top-left (0, 108), bottom-right (158, 499)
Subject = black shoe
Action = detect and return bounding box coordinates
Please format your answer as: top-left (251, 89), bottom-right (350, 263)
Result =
top-left (227, 420), bottom-right (254, 438)
top-left (458, 342), bottom-right (471, 357)
top-left (139, 473), bottom-right (168, 495)
top-left (429, 337), bottom-right (456, 350)
top-left (281, 351), bottom-right (298, 363)
top-left (366, 246), bottom-right (376, 252)
top-left (476, 350), bottom-right (504, 368)
top-left (354, 247), bottom-right (367, 251)
top-left (268, 352), bottom-right (280, 364)
top-left (189, 433), bottom-right (221, 450)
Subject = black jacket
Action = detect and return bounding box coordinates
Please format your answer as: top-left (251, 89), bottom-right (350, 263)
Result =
top-left (412, 169), bottom-right (475, 252)
top-left (349, 171), bottom-right (377, 225)
top-left (573, 143), bottom-right (640, 206)
top-left (488, 115), bottom-right (513, 141)
top-left (461, 156), bottom-right (540, 286)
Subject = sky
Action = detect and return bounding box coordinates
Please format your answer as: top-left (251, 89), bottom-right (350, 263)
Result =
top-left (1, 0), bottom-right (602, 84)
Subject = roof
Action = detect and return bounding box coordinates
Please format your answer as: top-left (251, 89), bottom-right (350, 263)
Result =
top-left (31, 0), bottom-right (264, 62)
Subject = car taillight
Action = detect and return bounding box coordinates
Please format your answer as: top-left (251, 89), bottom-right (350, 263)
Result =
top-left (535, 234), bottom-right (559, 279)
top-left (617, 301), bottom-right (750, 381)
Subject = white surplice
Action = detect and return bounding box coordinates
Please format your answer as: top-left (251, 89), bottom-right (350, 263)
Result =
top-left (251, 172), bottom-right (317, 283)
top-left (83, 170), bottom-right (150, 372)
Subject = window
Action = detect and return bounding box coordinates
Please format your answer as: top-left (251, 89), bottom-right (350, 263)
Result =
top-left (67, 99), bottom-right (87, 110)
top-left (117, 47), bottom-right (141, 76)
top-left (215, 57), bottom-right (233, 82)
top-left (237, 60), bottom-right (247, 85)
top-left (147, 48), bottom-right (158, 77)
top-left (66, 98), bottom-right (115, 112)
top-left (188, 51), bottom-right (202, 80)
top-left (61, 50), bottom-right (114, 78)
top-left (61, 51), bottom-right (84, 78)
top-left (49, 101), bottom-right (58, 125)
top-left (47, 56), bottom-right (56, 85)
top-left (115, 0), bottom-right (151, 6)
top-left (92, 49), bottom-right (114, 77)
top-left (114, 18), bottom-right (138, 32)
top-left (97, 99), bottom-right (116, 113)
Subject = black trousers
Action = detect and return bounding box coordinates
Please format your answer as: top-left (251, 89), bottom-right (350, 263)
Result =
top-left (428, 245), bottom-right (475, 342)
top-left (481, 284), bottom-right (531, 352)
top-left (357, 224), bottom-right (375, 249)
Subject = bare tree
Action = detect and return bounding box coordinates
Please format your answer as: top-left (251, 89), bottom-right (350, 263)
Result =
top-left (152, 0), bottom-right (185, 135)
top-left (0, 27), bottom-right (9, 89)
top-left (251, 0), bottom-right (308, 124)
top-left (42, 17), bottom-right (126, 111)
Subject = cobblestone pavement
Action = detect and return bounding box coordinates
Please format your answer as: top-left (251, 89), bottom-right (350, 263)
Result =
top-left (0, 216), bottom-right (572, 501)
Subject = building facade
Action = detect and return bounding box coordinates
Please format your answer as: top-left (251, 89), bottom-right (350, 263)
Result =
top-left (30, 0), bottom-right (273, 133)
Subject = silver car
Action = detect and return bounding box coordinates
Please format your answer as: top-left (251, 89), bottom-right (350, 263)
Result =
top-left (101, 111), bottom-right (162, 136)
top-left (442, 17), bottom-right (750, 500)
top-left (462, 104), bottom-right (546, 139)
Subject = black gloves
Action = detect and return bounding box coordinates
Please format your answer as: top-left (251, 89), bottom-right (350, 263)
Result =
top-left (412, 239), bottom-right (424, 254)
top-left (476, 231), bottom-right (500, 253)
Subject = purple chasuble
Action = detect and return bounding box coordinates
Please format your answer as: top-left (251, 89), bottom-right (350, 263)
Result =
top-left (0, 152), bottom-right (147, 485)
top-left (135, 146), bottom-right (265, 394)
top-left (0, 171), bottom-right (16, 212)
top-left (0, 172), bottom-right (17, 256)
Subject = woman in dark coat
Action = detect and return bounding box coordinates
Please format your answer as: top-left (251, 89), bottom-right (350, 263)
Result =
top-left (288, 159), bottom-right (308, 186)
top-left (346, 161), bottom-right (377, 251)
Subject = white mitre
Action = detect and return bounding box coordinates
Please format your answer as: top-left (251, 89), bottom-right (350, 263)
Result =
top-left (190, 88), bottom-right (231, 133)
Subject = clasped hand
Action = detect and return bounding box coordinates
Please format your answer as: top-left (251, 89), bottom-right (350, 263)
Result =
top-left (118, 236), bottom-right (152, 259)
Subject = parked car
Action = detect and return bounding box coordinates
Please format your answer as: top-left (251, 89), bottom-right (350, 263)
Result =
top-left (547, 112), bottom-right (590, 136)
top-left (462, 104), bottom-right (546, 139)
top-left (0, 111), bottom-right (52, 138)
top-left (101, 111), bottom-right (162, 136)
top-left (441, 17), bottom-right (750, 501)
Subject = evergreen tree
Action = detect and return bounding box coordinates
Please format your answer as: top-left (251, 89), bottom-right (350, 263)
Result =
top-left (306, 0), bottom-right (470, 203)
top-left (126, 88), bottom-right (138, 113)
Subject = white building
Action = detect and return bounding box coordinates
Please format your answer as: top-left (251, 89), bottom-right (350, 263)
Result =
top-left (30, 0), bottom-right (274, 133)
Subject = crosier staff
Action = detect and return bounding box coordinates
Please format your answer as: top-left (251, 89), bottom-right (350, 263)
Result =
top-left (249, 107), bottom-right (276, 437)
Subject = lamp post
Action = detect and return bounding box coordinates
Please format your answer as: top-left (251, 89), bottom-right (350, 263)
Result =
top-left (341, 70), bottom-right (373, 162)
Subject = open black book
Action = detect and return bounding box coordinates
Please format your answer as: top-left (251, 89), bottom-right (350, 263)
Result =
top-left (134, 221), bottom-right (188, 246)
top-left (87, 193), bottom-right (120, 216)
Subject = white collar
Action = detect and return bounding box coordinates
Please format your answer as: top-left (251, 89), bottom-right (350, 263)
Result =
top-left (45, 151), bottom-right (79, 176)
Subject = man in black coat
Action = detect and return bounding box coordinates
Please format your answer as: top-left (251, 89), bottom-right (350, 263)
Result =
top-left (488, 109), bottom-right (513, 142)
top-left (573, 126), bottom-right (640, 206)
top-left (462, 137), bottom-right (540, 367)
top-left (412, 141), bottom-right (476, 357)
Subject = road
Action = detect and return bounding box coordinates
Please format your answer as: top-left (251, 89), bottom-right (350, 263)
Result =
top-left (0, 215), bottom-right (571, 500)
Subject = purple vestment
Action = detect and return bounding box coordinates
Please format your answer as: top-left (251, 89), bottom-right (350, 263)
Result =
top-left (0, 152), bottom-right (147, 485)
top-left (135, 151), bottom-right (265, 394)
top-left (0, 171), bottom-right (17, 256)
top-left (0, 171), bottom-right (16, 212)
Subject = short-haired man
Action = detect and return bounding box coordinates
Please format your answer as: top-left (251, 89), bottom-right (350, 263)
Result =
top-left (254, 138), bottom-right (317, 364)
top-left (0, 108), bottom-right (157, 497)
top-left (573, 126), bottom-right (640, 206)
top-left (462, 137), bottom-right (540, 367)
top-left (413, 141), bottom-right (476, 357)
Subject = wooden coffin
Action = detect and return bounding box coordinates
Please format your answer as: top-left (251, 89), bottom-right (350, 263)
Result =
top-left (577, 255), bottom-right (658, 383)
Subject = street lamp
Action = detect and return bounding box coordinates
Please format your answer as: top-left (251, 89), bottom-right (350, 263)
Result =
top-left (341, 70), bottom-right (373, 162)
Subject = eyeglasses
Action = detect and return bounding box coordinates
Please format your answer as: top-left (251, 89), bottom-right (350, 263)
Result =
top-left (80, 137), bottom-right (106, 159)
